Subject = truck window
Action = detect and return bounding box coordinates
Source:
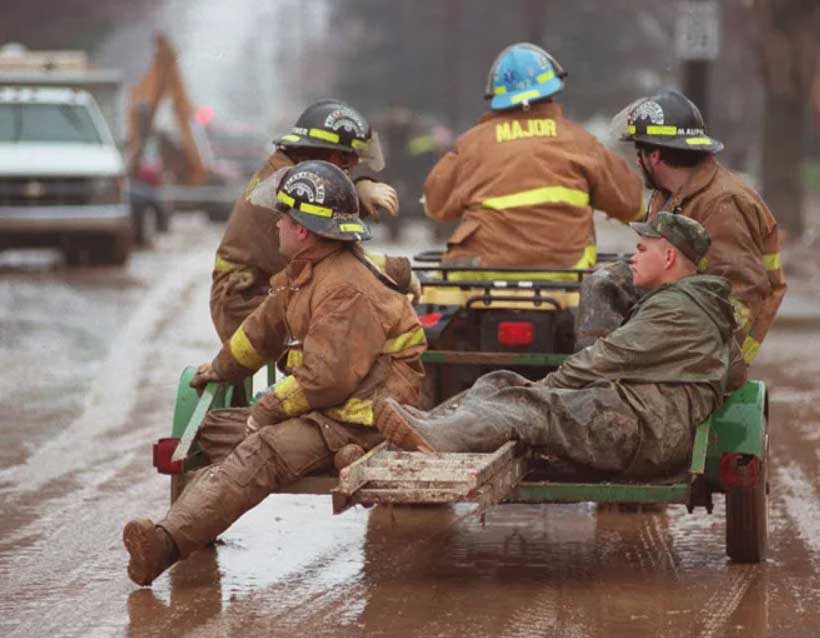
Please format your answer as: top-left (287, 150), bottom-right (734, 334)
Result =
top-left (0, 103), bottom-right (103, 144)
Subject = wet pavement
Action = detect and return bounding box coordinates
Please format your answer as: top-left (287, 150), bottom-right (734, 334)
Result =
top-left (1, 215), bottom-right (819, 637)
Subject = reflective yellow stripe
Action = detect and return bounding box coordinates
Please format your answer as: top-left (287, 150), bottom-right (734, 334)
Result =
top-left (510, 89), bottom-right (540, 104)
top-left (243, 174), bottom-right (261, 199)
top-left (286, 348), bottom-right (303, 369)
top-left (731, 298), bottom-right (751, 331)
top-left (280, 134), bottom-right (301, 142)
top-left (278, 190), bottom-right (333, 217)
top-left (229, 326), bottom-right (265, 370)
top-left (407, 135), bottom-right (436, 155)
top-left (339, 223), bottom-right (364, 232)
top-left (351, 139), bottom-right (367, 150)
top-left (273, 375), bottom-right (310, 416)
top-left (537, 71), bottom-right (555, 84)
top-left (763, 252), bottom-right (781, 271)
top-left (277, 191), bottom-right (295, 207)
top-left (686, 137), bottom-right (714, 146)
top-left (445, 244), bottom-right (597, 284)
top-left (300, 202), bottom-right (333, 217)
top-left (494, 86), bottom-right (507, 96)
top-left (309, 128), bottom-right (340, 143)
top-left (482, 185), bottom-right (590, 210)
top-left (741, 335), bottom-right (761, 364)
top-left (365, 251), bottom-right (387, 272)
top-left (697, 256), bottom-right (709, 273)
top-left (384, 326), bottom-right (426, 354)
top-left (627, 125), bottom-right (637, 135)
top-left (646, 125), bottom-right (678, 135)
top-left (324, 397), bottom-right (374, 426)
top-left (214, 253), bottom-right (240, 273)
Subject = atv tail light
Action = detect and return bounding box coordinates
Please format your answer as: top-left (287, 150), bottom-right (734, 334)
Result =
top-left (418, 312), bottom-right (443, 328)
top-left (153, 437), bottom-right (184, 475)
top-left (719, 452), bottom-right (761, 490)
top-left (497, 321), bottom-right (534, 346)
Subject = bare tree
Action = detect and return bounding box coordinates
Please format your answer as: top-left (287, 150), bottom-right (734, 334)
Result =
top-left (754, 0), bottom-right (820, 238)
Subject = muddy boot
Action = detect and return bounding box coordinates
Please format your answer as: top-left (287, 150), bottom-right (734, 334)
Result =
top-left (375, 398), bottom-right (512, 454)
top-left (123, 519), bottom-right (180, 587)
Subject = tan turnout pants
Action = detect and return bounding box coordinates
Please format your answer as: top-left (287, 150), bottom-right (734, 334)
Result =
top-left (159, 407), bottom-right (382, 558)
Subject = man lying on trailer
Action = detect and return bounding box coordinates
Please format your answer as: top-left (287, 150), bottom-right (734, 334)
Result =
top-left (376, 213), bottom-right (743, 478)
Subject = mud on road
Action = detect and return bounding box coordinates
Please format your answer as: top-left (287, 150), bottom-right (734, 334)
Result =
top-left (1, 216), bottom-right (820, 638)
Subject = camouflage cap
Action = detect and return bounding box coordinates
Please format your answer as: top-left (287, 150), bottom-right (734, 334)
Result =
top-left (630, 211), bottom-right (711, 267)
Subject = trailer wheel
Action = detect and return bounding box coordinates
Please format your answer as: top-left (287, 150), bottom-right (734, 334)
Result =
top-left (725, 440), bottom-right (768, 563)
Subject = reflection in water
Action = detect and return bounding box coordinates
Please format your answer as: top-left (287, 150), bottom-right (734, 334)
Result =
top-left (127, 547), bottom-right (222, 638)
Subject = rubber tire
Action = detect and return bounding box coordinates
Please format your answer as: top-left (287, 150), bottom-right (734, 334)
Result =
top-left (90, 233), bottom-right (131, 266)
top-left (725, 444), bottom-right (768, 563)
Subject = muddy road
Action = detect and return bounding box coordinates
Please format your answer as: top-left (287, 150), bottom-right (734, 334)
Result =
top-left (1, 216), bottom-right (819, 638)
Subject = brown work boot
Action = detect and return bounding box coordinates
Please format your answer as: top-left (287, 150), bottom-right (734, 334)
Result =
top-left (123, 519), bottom-right (179, 587)
top-left (374, 398), bottom-right (438, 453)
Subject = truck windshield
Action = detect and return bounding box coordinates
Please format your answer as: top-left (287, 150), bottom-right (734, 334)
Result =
top-left (0, 103), bottom-right (103, 144)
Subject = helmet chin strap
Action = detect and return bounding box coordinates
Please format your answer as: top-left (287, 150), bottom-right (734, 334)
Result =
top-left (638, 151), bottom-right (659, 191)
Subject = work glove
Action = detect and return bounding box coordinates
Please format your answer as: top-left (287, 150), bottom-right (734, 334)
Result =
top-left (190, 361), bottom-right (220, 394)
top-left (356, 179), bottom-right (399, 221)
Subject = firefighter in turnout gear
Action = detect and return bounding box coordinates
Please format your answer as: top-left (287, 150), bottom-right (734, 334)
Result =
top-left (123, 161), bottom-right (426, 587)
top-left (423, 42), bottom-right (643, 269)
top-left (576, 90), bottom-right (786, 372)
top-left (210, 99), bottom-right (411, 342)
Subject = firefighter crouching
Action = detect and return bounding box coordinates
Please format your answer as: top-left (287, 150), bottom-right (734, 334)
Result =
top-left (211, 98), bottom-right (409, 342)
top-left (576, 90), bottom-right (786, 376)
top-left (123, 161), bottom-right (426, 587)
top-left (423, 42), bottom-right (644, 270)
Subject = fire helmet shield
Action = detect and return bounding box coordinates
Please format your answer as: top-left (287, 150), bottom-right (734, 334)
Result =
top-left (623, 90), bottom-right (724, 153)
top-left (263, 160), bottom-right (372, 242)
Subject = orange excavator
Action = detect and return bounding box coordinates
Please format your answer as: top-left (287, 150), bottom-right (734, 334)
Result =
top-left (127, 32), bottom-right (208, 185)
top-left (128, 32), bottom-right (237, 222)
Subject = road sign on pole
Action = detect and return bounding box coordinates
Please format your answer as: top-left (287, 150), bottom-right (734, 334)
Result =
top-left (675, 1), bottom-right (721, 61)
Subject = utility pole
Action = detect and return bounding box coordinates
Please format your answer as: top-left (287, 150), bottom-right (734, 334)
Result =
top-left (675, 0), bottom-right (720, 121)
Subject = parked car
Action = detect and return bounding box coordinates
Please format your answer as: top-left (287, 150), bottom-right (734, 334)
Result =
top-left (0, 86), bottom-right (131, 265)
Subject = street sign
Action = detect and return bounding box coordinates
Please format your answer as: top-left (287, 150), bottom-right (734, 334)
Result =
top-left (675, 1), bottom-right (721, 61)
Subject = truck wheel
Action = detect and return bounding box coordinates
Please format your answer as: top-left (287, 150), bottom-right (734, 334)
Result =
top-left (133, 204), bottom-right (159, 246)
top-left (206, 204), bottom-right (232, 224)
top-left (92, 233), bottom-right (131, 266)
top-left (725, 443), bottom-right (768, 563)
top-left (170, 473), bottom-right (190, 505)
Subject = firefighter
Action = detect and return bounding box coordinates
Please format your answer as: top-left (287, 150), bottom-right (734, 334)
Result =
top-left (423, 42), bottom-right (643, 270)
top-left (211, 98), bottom-right (414, 342)
top-left (577, 90), bottom-right (786, 372)
top-left (123, 161), bottom-right (426, 587)
top-left (376, 214), bottom-right (738, 478)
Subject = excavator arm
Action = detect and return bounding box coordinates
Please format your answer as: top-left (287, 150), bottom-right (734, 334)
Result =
top-left (127, 32), bottom-right (208, 186)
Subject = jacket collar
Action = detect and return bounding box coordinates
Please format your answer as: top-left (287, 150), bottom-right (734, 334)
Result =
top-left (479, 100), bottom-right (563, 124)
top-left (663, 156), bottom-right (720, 212)
top-left (285, 241), bottom-right (347, 287)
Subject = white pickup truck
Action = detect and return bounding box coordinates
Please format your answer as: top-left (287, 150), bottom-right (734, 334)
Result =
top-left (0, 86), bottom-right (131, 265)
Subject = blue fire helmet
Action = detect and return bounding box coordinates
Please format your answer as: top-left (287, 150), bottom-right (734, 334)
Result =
top-left (484, 43), bottom-right (566, 111)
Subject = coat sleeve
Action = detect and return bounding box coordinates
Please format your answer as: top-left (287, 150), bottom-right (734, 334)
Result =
top-left (696, 195), bottom-right (784, 362)
top-left (251, 288), bottom-right (389, 424)
top-left (587, 141), bottom-right (645, 223)
top-left (543, 293), bottom-right (701, 389)
top-left (211, 274), bottom-right (289, 382)
top-left (422, 145), bottom-right (465, 221)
